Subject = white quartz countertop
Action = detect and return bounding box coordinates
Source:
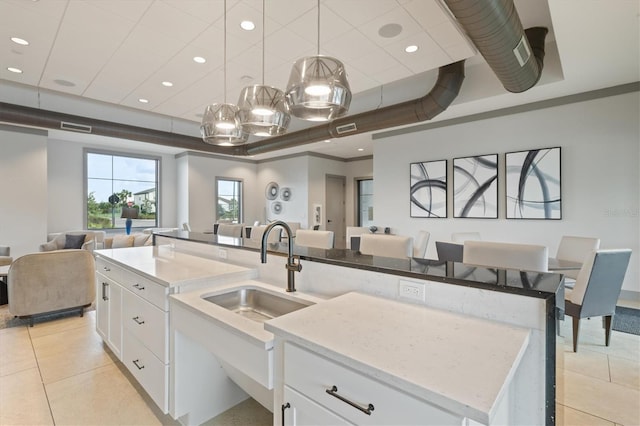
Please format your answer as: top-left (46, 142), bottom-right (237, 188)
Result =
top-left (265, 292), bottom-right (530, 424)
top-left (170, 280), bottom-right (324, 349)
top-left (95, 245), bottom-right (255, 287)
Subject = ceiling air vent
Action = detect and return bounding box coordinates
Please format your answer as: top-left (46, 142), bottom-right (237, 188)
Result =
top-left (513, 35), bottom-right (531, 67)
top-left (60, 121), bottom-right (92, 133)
top-left (335, 123), bottom-right (357, 135)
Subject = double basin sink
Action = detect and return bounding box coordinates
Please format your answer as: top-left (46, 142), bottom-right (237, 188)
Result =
top-left (202, 286), bottom-right (313, 323)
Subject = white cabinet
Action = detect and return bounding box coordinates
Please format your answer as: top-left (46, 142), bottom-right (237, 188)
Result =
top-left (95, 266), bottom-right (122, 358)
top-left (282, 342), bottom-right (464, 426)
top-left (94, 255), bottom-right (170, 413)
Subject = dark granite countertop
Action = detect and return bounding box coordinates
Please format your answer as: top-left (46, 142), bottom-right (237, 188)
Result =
top-left (154, 230), bottom-right (563, 301)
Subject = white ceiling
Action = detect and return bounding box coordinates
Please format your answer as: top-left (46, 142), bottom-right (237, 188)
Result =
top-left (1, 0), bottom-right (638, 160)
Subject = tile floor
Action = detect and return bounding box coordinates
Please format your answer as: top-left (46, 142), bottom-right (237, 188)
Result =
top-left (0, 303), bottom-right (638, 426)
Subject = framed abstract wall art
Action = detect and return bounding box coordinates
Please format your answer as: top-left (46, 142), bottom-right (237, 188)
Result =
top-left (410, 160), bottom-right (447, 218)
top-left (506, 147), bottom-right (561, 219)
top-left (453, 154), bottom-right (498, 218)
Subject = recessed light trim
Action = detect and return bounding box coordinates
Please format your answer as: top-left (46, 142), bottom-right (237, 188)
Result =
top-left (10, 37), bottom-right (29, 46)
top-left (7, 67), bottom-right (23, 74)
top-left (240, 20), bottom-right (255, 31)
top-left (162, 81), bottom-right (173, 87)
top-left (405, 45), bottom-right (419, 53)
top-left (357, 148), bottom-right (364, 151)
top-left (138, 98), bottom-right (149, 103)
top-left (193, 56), bottom-right (206, 64)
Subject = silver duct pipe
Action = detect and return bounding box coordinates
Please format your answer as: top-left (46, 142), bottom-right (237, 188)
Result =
top-left (0, 0), bottom-right (546, 156)
top-left (443, 0), bottom-right (548, 93)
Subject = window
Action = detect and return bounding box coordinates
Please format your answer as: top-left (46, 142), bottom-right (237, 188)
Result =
top-left (357, 178), bottom-right (374, 227)
top-left (85, 150), bottom-right (159, 230)
top-left (216, 178), bottom-right (243, 224)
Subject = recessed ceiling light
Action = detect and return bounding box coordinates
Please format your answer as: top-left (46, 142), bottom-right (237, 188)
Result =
top-left (54, 79), bottom-right (75, 87)
top-left (240, 20), bottom-right (255, 31)
top-left (405, 45), bottom-right (419, 53)
top-left (357, 148), bottom-right (364, 152)
top-left (7, 67), bottom-right (23, 74)
top-left (138, 98), bottom-right (149, 104)
top-left (193, 56), bottom-right (206, 64)
top-left (10, 37), bottom-right (29, 46)
top-left (162, 81), bottom-right (173, 87)
top-left (324, 139), bottom-right (331, 143)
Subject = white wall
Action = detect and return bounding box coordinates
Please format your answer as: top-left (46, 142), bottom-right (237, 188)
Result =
top-left (374, 92), bottom-right (640, 293)
top-left (0, 126), bottom-right (49, 256)
top-left (257, 157), bottom-right (309, 227)
top-left (181, 153), bottom-right (258, 230)
top-left (46, 138), bottom-right (178, 233)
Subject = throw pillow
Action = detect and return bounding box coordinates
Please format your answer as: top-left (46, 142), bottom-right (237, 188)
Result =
top-left (112, 235), bottom-right (135, 248)
top-left (133, 233), bottom-right (150, 247)
top-left (63, 234), bottom-right (86, 249)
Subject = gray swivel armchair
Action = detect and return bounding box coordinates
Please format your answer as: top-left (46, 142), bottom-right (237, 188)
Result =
top-left (564, 249), bottom-right (632, 352)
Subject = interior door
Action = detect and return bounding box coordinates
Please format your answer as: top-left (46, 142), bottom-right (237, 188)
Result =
top-left (325, 175), bottom-right (346, 249)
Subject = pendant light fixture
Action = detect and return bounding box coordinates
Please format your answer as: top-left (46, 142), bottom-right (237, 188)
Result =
top-left (285, 0), bottom-right (352, 122)
top-left (200, 0), bottom-right (248, 146)
top-left (237, 0), bottom-right (290, 137)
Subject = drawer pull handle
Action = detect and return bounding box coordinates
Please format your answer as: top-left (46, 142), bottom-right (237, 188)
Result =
top-left (326, 385), bottom-right (374, 416)
top-left (103, 266), bottom-right (111, 272)
top-left (132, 359), bottom-right (145, 370)
top-left (132, 316), bottom-right (145, 325)
top-left (281, 403), bottom-right (290, 426)
top-left (133, 283), bottom-right (145, 291)
top-left (102, 282), bottom-right (109, 301)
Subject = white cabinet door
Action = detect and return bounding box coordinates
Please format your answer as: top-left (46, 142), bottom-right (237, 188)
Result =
top-left (96, 273), bottom-right (122, 359)
top-left (283, 386), bottom-right (352, 426)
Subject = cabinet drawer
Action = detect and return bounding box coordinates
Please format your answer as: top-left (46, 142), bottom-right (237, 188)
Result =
top-left (284, 343), bottom-right (463, 426)
top-left (120, 269), bottom-right (168, 310)
top-left (284, 386), bottom-right (352, 426)
top-left (122, 288), bottom-right (168, 362)
top-left (95, 257), bottom-right (122, 283)
top-left (123, 329), bottom-right (168, 413)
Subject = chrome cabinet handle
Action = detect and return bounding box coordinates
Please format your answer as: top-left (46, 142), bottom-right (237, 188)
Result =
top-left (132, 316), bottom-right (145, 325)
top-left (281, 403), bottom-right (290, 426)
top-left (133, 283), bottom-right (145, 290)
top-left (101, 282), bottom-right (109, 301)
top-left (103, 266), bottom-right (111, 272)
top-left (326, 385), bottom-right (374, 416)
top-left (132, 359), bottom-right (144, 370)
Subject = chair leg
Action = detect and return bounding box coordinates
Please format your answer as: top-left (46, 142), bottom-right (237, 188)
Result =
top-left (572, 316), bottom-right (580, 352)
top-left (604, 315), bottom-right (613, 347)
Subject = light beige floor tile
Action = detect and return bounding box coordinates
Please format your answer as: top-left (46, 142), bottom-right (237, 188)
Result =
top-left (562, 347), bottom-right (611, 381)
top-left (46, 363), bottom-right (164, 425)
top-left (0, 326), bottom-right (37, 377)
top-left (201, 398), bottom-right (273, 426)
top-left (0, 367), bottom-right (54, 425)
top-left (27, 310), bottom-right (95, 339)
top-left (557, 403), bottom-right (615, 425)
top-left (31, 323), bottom-right (113, 384)
top-left (609, 355), bottom-right (640, 390)
top-left (563, 369), bottom-right (640, 425)
top-left (562, 318), bottom-right (640, 362)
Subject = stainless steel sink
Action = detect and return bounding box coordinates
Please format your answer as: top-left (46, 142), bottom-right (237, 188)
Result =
top-left (202, 287), bottom-right (313, 323)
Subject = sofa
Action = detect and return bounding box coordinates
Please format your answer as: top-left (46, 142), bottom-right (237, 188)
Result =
top-left (103, 233), bottom-right (152, 249)
top-left (8, 249), bottom-right (96, 326)
top-left (40, 230), bottom-right (106, 252)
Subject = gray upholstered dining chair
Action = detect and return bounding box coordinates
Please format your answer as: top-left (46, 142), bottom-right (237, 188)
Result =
top-left (412, 230), bottom-right (430, 258)
top-left (565, 249), bottom-right (632, 352)
top-left (295, 230), bottom-right (334, 249)
top-left (555, 236), bottom-right (600, 285)
top-left (0, 246), bottom-right (12, 267)
top-left (436, 241), bottom-right (464, 263)
top-left (359, 234), bottom-right (413, 259)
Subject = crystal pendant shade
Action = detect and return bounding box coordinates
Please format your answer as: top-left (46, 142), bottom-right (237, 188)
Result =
top-left (237, 85), bottom-right (290, 136)
top-left (285, 55), bottom-right (352, 121)
top-left (200, 103), bottom-right (248, 146)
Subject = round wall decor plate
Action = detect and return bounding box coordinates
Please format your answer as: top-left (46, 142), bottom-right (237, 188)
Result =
top-left (281, 187), bottom-right (292, 201)
top-left (265, 182), bottom-right (279, 200)
top-left (271, 201), bottom-right (283, 214)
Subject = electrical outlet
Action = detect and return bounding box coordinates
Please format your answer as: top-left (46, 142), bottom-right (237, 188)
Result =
top-left (398, 279), bottom-right (425, 302)
top-left (218, 248), bottom-right (227, 260)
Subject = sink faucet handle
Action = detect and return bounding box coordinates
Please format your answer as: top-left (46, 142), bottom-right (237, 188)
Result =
top-left (287, 259), bottom-right (302, 273)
